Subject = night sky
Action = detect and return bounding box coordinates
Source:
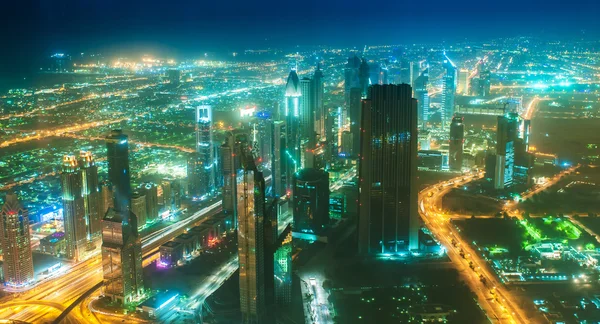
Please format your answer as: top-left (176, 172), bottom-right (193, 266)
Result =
top-left (2, 0), bottom-right (600, 76)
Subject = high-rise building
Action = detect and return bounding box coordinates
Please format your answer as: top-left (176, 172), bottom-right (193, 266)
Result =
top-left (131, 192), bottom-right (147, 229)
top-left (414, 68), bottom-right (429, 128)
top-left (187, 152), bottom-right (202, 198)
top-left (166, 69), bottom-right (181, 86)
top-left (495, 113), bottom-right (519, 189)
top-left (237, 149), bottom-right (267, 323)
top-left (344, 55), bottom-right (361, 107)
top-left (78, 152), bottom-right (102, 245)
top-left (299, 77), bottom-right (315, 146)
top-left (274, 225), bottom-right (292, 306)
top-left (161, 179), bottom-right (172, 210)
top-left (100, 182), bottom-right (113, 216)
top-left (458, 69), bottom-right (469, 95)
top-left (292, 168), bottom-right (329, 234)
top-left (313, 64), bottom-right (325, 140)
top-left (0, 193), bottom-right (34, 287)
top-left (284, 70), bottom-right (301, 178)
top-left (348, 87), bottom-right (362, 157)
top-left (478, 70), bottom-right (491, 97)
top-left (60, 155), bottom-right (88, 261)
top-left (271, 121), bottom-right (287, 197)
top-left (222, 129), bottom-right (251, 225)
top-left (193, 105), bottom-right (214, 196)
top-left (102, 130), bottom-right (144, 305)
top-left (441, 53), bottom-right (457, 128)
top-left (449, 116), bottom-right (465, 171)
top-left (358, 84), bottom-right (419, 254)
top-left (139, 183), bottom-right (158, 224)
top-left (359, 59), bottom-right (370, 97)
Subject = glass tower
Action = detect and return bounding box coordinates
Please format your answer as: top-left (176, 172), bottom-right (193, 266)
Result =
top-left (0, 193), bottom-right (34, 287)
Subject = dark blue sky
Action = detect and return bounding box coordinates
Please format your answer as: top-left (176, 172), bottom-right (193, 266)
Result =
top-left (2, 0), bottom-right (600, 75)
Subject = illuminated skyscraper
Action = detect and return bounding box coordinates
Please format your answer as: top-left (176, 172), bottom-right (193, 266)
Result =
top-left (102, 130), bottom-right (144, 305)
top-left (348, 87), bottom-right (362, 156)
top-left (221, 129), bottom-right (251, 225)
top-left (237, 149), bottom-right (267, 323)
top-left (271, 121), bottom-right (287, 197)
top-left (359, 58), bottom-right (370, 97)
top-left (100, 182), bottom-right (113, 216)
top-left (358, 84), bottom-right (419, 254)
top-left (478, 70), bottom-right (491, 97)
top-left (458, 69), bottom-right (469, 95)
top-left (284, 70), bottom-right (301, 179)
top-left (193, 105), bottom-right (214, 196)
top-left (61, 155), bottom-right (88, 261)
top-left (78, 151), bottom-right (102, 245)
top-left (313, 64), bottom-right (325, 140)
top-left (441, 53), bottom-right (457, 128)
top-left (274, 225), bottom-right (292, 306)
top-left (344, 55), bottom-right (361, 107)
top-left (449, 116), bottom-right (465, 171)
top-left (414, 68), bottom-right (429, 128)
top-left (299, 77), bottom-right (315, 145)
top-left (495, 113), bottom-right (519, 189)
top-left (0, 192), bottom-right (34, 287)
top-left (292, 168), bottom-right (329, 234)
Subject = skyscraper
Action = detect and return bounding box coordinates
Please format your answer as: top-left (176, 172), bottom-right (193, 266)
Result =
top-left (348, 87), bottom-right (362, 157)
top-left (441, 53), bottom-right (457, 128)
top-left (61, 155), bottom-right (88, 261)
top-left (131, 192), bottom-right (147, 229)
top-left (313, 64), bottom-right (325, 140)
top-left (495, 113), bottom-right (519, 189)
top-left (193, 105), bottom-right (214, 196)
top-left (299, 77), bottom-right (315, 146)
top-left (271, 121), bottom-right (287, 197)
top-left (414, 68), bottom-right (430, 128)
top-left (458, 69), bottom-right (469, 95)
top-left (102, 130), bottom-right (144, 305)
top-left (292, 168), bottom-right (330, 235)
top-left (222, 129), bottom-right (251, 225)
top-left (449, 116), bottom-right (465, 171)
top-left (139, 183), bottom-right (158, 224)
top-left (284, 70), bottom-right (301, 178)
top-left (358, 84), bottom-right (419, 254)
top-left (478, 70), bottom-right (491, 97)
top-left (0, 193), bottom-right (34, 287)
top-left (237, 149), bottom-right (267, 323)
top-left (359, 58), bottom-right (370, 97)
top-left (344, 55), bottom-right (361, 107)
top-left (79, 151), bottom-right (102, 246)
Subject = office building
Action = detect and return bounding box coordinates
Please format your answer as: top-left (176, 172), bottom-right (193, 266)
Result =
top-left (441, 53), bottom-right (457, 128)
top-left (271, 121), bottom-right (287, 197)
top-left (221, 129), bottom-right (251, 225)
top-left (299, 77), bottom-right (315, 146)
top-left (274, 225), bottom-right (292, 306)
top-left (284, 70), bottom-right (301, 173)
top-left (344, 55), bottom-right (361, 107)
top-left (458, 69), bottom-right (469, 95)
top-left (79, 151), bottom-right (102, 245)
top-left (0, 193), bottom-right (34, 287)
top-left (494, 113), bottom-right (519, 189)
top-left (100, 182), bottom-right (113, 216)
top-left (449, 116), bottom-right (465, 171)
top-left (292, 168), bottom-right (330, 234)
top-left (193, 105), bottom-right (214, 196)
top-left (359, 59), bottom-right (370, 97)
top-left (237, 149), bottom-right (267, 323)
top-left (102, 130), bottom-right (144, 305)
top-left (166, 69), bottom-right (181, 86)
top-left (131, 192), bottom-right (147, 229)
top-left (414, 68), bottom-right (429, 128)
top-left (348, 86), bottom-right (362, 156)
top-left (161, 179), bottom-right (172, 210)
top-left (313, 65), bottom-right (325, 140)
top-left (358, 84), bottom-right (419, 254)
top-left (60, 155), bottom-right (88, 261)
top-left (477, 70), bottom-right (491, 97)
top-left (139, 183), bottom-right (159, 224)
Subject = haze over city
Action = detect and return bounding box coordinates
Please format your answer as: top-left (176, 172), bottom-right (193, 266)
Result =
top-left (0, 1), bottom-right (599, 324)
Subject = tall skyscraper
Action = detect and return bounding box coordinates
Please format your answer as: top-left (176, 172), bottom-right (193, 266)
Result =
top-left (237, 148), bottom-right (267, 323)
top-left (292, 168), bottom-right (330, 235)
top-left (102, 130), bottom-right (144, 305)
top-left (131, 192), bottom-right (147, 229)
top-left (100, 182), bottom-right (113, 216)
top-left (222, 129), bottom-right (251, 225)
top-left (284, 70), bottom-right (301, 178)
top-left (359, 58), bottom-right (370, 97)
top-left (449, 116), bottom-right (465, 171)
top-left (78, 151), bottom-right (102, 246)
top-left (193, 105), bottom-right (214, 196)
top-left (478, 70), bottom-right (491, 97)
top-left (0, 193), bottom-right (34, 287)
top-left (344, 55), bottom-right (361, 107)
top-left (358, 84), bottom-right (419, 254)
top-left (414, 68), bottom-right (430, 128)
top-left (441, 53), bottom-right (457, 128)
top-left (274, 225), bottom-right (292, 306)
top-left (313, 64), bottom-right (325, 140)
top-left (495, 113), bottom-right (519, 189)
top-left (299, 77), bottom-right (316, 146)
top-left (458, 69), bottom-right (469, 95)
top-left (61, 155), bottom-right (88, 261)
top-left (349, 87), bottom-right (362, 157)
top-left (271, 121), bottom-right (287, 197)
